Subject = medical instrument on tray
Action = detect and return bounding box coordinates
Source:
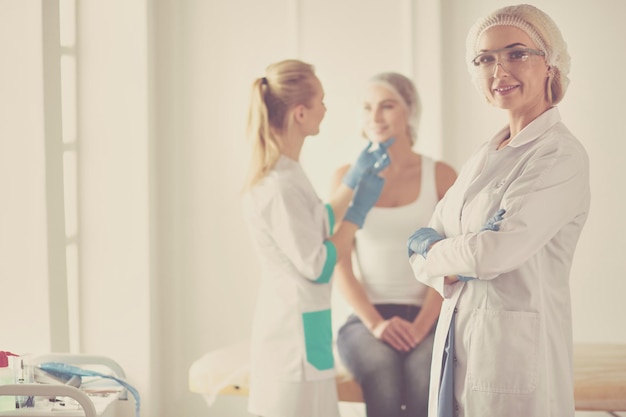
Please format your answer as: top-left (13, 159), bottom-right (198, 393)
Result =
top-left (15, 357), bottom-right (35, 408)
top-left (38, 362), bottom-right (141, 417)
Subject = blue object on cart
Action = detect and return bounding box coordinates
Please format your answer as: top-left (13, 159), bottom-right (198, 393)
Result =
top-left (38, 362), bottom-right (140, 417)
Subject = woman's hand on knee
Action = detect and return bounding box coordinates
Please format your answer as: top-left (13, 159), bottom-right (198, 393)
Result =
top-left (371, 317), bottom-right (417, 352)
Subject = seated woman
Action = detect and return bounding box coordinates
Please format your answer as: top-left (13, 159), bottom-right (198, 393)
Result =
top-left (331, 72), bottom-right (456, 417)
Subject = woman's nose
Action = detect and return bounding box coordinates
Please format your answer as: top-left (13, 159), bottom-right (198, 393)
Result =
top-left (372, 108), bottom-right (383, 122)
top-left (493, 62), bottom-right (510, 78)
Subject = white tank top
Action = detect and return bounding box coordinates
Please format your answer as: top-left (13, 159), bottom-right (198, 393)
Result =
top-left (354, 156), bottom-right (438, 306)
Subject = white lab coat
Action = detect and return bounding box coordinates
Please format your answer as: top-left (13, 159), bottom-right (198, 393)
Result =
top-left (242, 155), bottom-right (340, 417)
top-left (410, 107), bottom-right (590, 417)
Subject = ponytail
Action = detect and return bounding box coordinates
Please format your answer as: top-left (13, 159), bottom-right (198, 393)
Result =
top-left (244, 77), bottom-right (281, 190)
top-left (243, 60), bottom-right (317, 190)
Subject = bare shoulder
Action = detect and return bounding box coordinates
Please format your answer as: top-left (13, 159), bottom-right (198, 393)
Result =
top-left (434, 161), bottom-right (457, 200)
top-left (330, 164), bottom-right (351, 193)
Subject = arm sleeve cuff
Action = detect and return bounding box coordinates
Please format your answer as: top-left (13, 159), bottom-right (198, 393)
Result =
top-left (315, 240), bottom-right (337, 283)
top-left (324, 204), bottom-right (335, 236)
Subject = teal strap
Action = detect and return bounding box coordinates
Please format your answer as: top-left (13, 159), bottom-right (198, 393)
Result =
top-left (324, 204), bottom-right (335, 236)
top-left (315, 240), bottom-right (336, 283)
top-left (39, 362), bottom-right (141, 417)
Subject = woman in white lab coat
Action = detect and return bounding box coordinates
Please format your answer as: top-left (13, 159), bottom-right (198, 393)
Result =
top-left (407, 5), bottom-right (590, 417)
top-left (242, 59), bottom-right (393, 417)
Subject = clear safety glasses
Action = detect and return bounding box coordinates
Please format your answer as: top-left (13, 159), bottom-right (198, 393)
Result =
top-left (471, 47), bottom-right (546, 79)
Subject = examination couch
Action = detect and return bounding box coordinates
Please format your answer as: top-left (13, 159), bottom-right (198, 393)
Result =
top-left (189, 341), bottom-right (626, 415)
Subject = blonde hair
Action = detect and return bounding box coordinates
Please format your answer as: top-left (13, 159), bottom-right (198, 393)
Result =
top-left (244, 59), bottom-right (318, 190)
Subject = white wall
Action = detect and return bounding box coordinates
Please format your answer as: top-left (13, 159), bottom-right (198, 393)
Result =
top-left (76, 1), bottom-right (155, 416)
top-left (2, 1), bottom-right (625, 417)
top-left (0, 1), bottom-right (51, 353)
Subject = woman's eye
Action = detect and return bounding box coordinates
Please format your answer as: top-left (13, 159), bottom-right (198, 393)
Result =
top-left (475, 55), bottom-right (495, 66)
top-left (508, 50), bottom-right (528, 60)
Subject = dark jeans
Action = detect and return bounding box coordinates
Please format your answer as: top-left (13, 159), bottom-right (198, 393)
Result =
top-left (337, 304), bottom-right (435, 417)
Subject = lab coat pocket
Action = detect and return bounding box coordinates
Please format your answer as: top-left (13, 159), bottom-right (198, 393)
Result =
top-left (468, 309), bottom-right (539, 394)
top-left (301, 309), bottom-right (334, 371)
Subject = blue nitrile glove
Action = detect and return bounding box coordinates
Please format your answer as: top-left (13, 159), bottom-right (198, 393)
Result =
top-left (458, 208), bottom-right (506, 281)
top-left (342, 138), bottom-right (395, 189)
top-left (407, 227), bottom-right (444, 258)
top-left (457, 275), bottom-right (475, 282)
top-left (343, 168), bottom-right (385, 228)
top-left (480, 208), bottom-right (506, 232)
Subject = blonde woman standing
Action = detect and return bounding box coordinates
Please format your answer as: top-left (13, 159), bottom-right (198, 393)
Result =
top-left (242, 59), bottom-right (393, 417)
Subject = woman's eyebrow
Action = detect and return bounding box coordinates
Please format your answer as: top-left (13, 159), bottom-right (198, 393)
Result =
top-left (478, 42), bottom-right (528, 53)
top-left (364, 98), bottom-right (399, 106)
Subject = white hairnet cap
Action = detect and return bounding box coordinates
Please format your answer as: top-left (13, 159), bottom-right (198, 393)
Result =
top-left (366, 72), bottom-right (421, 144)
top-left (466, 4), bottom-right (570, 104)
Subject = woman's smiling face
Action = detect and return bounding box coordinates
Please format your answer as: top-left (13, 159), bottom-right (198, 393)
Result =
top-left (477, 25), bottom-right (551, 115)
top-left (362, 83), bottom-right (410, 143)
